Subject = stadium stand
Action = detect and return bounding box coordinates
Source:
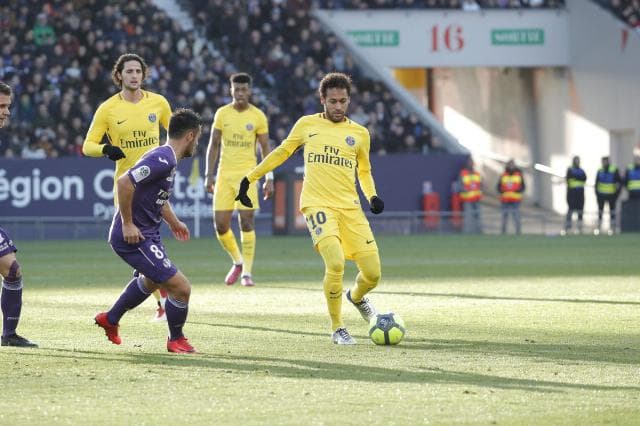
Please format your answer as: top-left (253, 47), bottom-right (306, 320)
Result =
top-left (180, 0), bottom-right (435, 154)
top-left (0, 0), bottom-right (434, 158)
top-left (315, 0), bottom-right (565, 9)
top-left (593, 0), bottom-right (640, 32)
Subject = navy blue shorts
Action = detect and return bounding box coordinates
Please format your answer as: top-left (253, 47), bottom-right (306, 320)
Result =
top-left (110, 237), bottom-right (178, 284)
top-left (0, 226), bottom-right (17, 258)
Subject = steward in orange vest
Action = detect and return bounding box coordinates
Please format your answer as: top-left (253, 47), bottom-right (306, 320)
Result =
top-left (460, 161), bottom-right (482, 203)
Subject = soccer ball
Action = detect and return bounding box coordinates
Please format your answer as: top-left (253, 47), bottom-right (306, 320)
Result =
top-left (368, 312), bottom-right (406, 345)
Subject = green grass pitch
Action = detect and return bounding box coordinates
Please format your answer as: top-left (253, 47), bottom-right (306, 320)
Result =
top-left (0, 234), bottom-right (638, 425)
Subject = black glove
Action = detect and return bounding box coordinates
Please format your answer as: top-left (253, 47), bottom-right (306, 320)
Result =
top-left (370, 196), bottom-right (384, 214)
top-left (235, 177), bottom-right (253, 208)
top-left (102, 145), bottom-right (126, 161)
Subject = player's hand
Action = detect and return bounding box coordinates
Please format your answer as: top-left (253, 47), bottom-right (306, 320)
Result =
top-left (122, 222), bottom-right (145, 244)
top-left (370, 196), bottom-right (384, 214)
top-left (263, 178), bottom-right (274, 200)
top-left (204, 175), bottom-right (215, 194)
top-left (170, 221), bottom-right (190, 241)
top-left (102, 145), bottom-right (126, 161)
top-left (235, 177), bottom-right (253, 208)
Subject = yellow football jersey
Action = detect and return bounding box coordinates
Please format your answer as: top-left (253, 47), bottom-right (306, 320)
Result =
top-left (82, 90), bottom-right (171, 201)
top-left (247, 113), bottom-right (377, 210)
top-left (213, 103), bottom-right (269, 180)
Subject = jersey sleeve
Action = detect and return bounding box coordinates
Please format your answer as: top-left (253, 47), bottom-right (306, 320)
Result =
top-left (247, 117), bottom-right (305, 182)
top-left (127, 154), bottom-right (171, 187)
top-left (256, 109), bottom-right (269, 135)
top-left (212, 108), bottom-right (223, 131)
top-left (82, 103), bottom-right (109, 157)
top-left (356, 129), bottom-right (377, 201)
top-left (160, 96), bottom-right (171, 130)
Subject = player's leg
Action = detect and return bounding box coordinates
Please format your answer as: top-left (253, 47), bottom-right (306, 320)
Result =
top-left (318, 236), bottom-right (354, 344)
top-left (303, 207), bottom-right (353, 344)
top-left (341, 209), bottom-right (379, 322)
top-left (214, 178), bottom-right (244, 284)
top-left (0, 249), bottom-right (37, 348)
top-left (96, 239), bottom-right (172, 345)
top-left (161, 271), bottom-right (196, 353)
top-left (150, 288), bottom-right (167, 322)
top-left (215, 210), bottom-right (243, 285)
top-left (238, 210), bottom-right (256, 286)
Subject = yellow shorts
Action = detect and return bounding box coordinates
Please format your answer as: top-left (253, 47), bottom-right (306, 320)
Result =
top-left (301, 206), bottom-right (378, 260)
top-left (214, 177), bottom-right (258, 211)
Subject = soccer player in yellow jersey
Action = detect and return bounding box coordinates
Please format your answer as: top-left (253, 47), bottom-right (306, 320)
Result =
top-left (82, 53), bottom-right (172, 321)
top-left (236, 72), bottom-right (385, 344)
top-left (204, 73), bottom-right (273, 287)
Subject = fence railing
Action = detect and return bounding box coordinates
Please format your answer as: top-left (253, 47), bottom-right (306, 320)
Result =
top-left (2, 209), bottom-right (594, 240)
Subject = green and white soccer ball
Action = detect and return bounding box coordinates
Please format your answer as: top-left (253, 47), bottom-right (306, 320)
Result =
top-left (369, 312), bottom-right (406, 345)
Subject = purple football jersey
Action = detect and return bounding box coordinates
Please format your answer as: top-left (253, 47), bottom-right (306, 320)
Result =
top-left (109, 145), bottom-right (177, 243)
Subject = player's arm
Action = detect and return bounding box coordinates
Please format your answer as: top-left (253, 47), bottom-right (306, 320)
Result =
top-left (83, 104), bottom-right (125, 161)
top-left (162, 203), bottom-right (190, 241)
top-left (236, 127), bottom-right (305, 208)
top-left (116, 174), bottom-right (144, 244)
top-left (204, 128), bottom-right (221, 193)
top-left (257, 133), bottom-right (274, 200)
top-left (356, 133), bottom-right (384, 214)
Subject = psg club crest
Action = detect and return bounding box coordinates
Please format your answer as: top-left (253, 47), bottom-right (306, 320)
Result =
top-left (246, 123), bottom-right (254, 131)
top-left (148, 113), bottom-right (157, 123)
top-left (345, 136), bottom-right (355, 146)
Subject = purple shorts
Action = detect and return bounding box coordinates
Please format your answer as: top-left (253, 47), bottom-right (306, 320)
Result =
top-left (0, 226), bottom-right (17, 258)
top-left (110, 237), bottom-right (178, 284)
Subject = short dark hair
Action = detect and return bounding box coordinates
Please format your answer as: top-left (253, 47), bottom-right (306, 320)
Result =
top-left (111, 53), bottom-right (148, 88)
top-left (230, 72), bottom-right (252, 86)
top-left (168, 108), bottom-right (203, 139)
top-left (0, 81), bottom-right (11, 96)
top-left (319, 72), bottom-right (351, 98)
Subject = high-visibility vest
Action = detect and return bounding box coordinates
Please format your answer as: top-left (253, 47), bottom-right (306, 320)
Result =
top-left (567, 167), bottom-right (586, 190)
top-left (499, 172), bottom-right (523, 202)
top-left (460, 169), bottom-right (482, 202)
top-left (596, 166), bottom-right (618, 195)
top-left (626, 165), bottom-right (640, 193)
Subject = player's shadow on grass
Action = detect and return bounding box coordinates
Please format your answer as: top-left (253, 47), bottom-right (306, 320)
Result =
top-left (267, 285), bottom-right (640, 306)
top-left (191, 321), bottom-right (640, 366)
top-left (26, 347), bottom-right (640, 394)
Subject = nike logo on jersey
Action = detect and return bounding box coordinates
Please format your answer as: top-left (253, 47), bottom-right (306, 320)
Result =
top-left (117, 119), bottom-right (127, 125)
top-left (158, 157), bottom-right (169, 165)
top-left (366, 239), bottom-right (375, 244)
top-left (309, 133), bottom-right (319, 138)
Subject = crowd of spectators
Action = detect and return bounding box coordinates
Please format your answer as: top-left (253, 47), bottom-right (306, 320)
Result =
top-left (595, 0), bottom-right (640, 33)
top-left (182, 0), bottom-right (433, 155)
top-left (0, 0), bottom-right (437, 159)
top-left (0, 0), bottom-right (227, 158)
top-left (316, 0), bottom-right (565, 9)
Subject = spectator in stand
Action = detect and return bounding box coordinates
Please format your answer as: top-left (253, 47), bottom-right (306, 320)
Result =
top-left (497, 159), bottom-right (525, 234)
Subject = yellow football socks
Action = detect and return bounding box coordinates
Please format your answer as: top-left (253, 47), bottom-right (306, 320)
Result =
top-left (350, 253), bottom-right (381, 302)
top-left (318, 237), bottom-right (345, 331)
top-left (217, 230), bottom-right (243, 264)
top-left (241, 230), bottom-right (256, 276)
